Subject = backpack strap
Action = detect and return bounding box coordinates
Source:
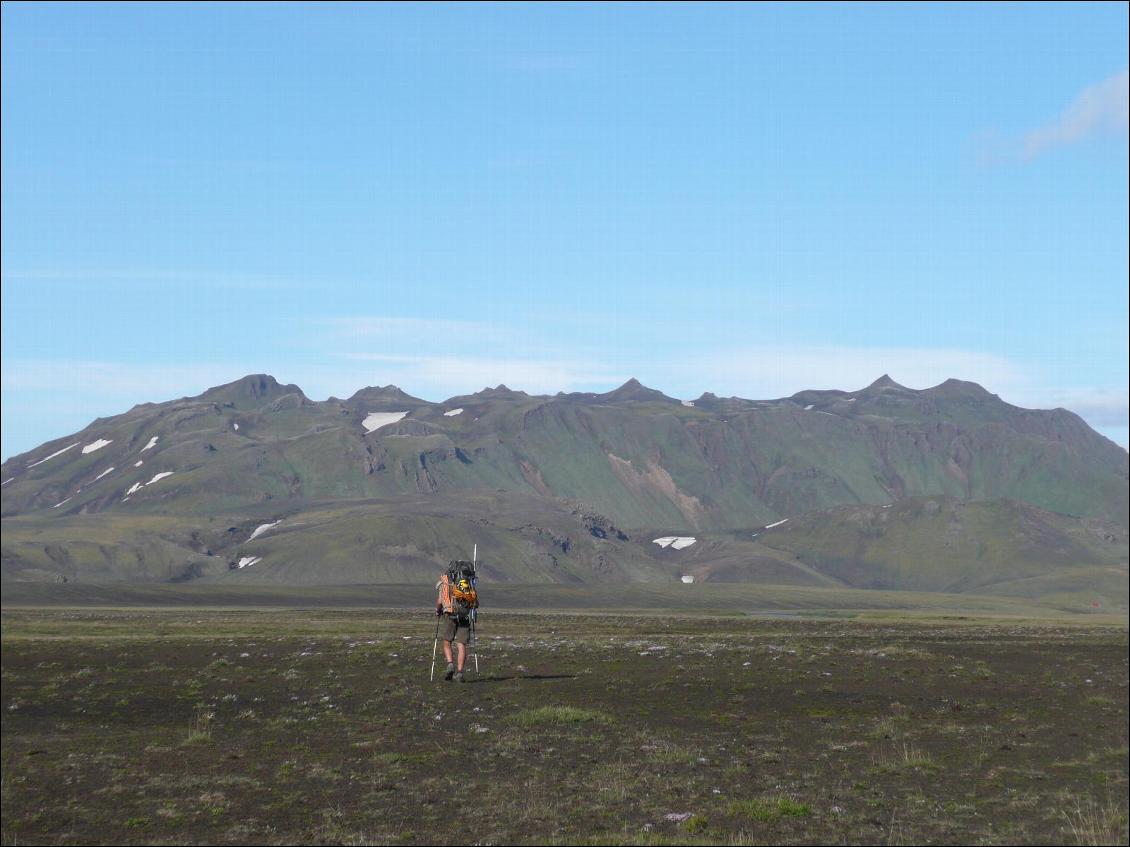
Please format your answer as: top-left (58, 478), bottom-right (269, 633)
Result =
top-left (437, 573), bottom-right (455, 614)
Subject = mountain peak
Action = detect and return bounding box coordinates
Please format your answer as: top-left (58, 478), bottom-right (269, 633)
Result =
top-left (867, 374), bottom-right (905, 390)
top-left (472, 385), bottom-right (529, 399)
top-left (859, 374), bottom-right (910, 395)
top-left (347, 385), bottom-right (427, 407)
top-left (926, 378), bottom-right (995, 399)
top-left (199, 374), bottom-right (306, 408)
top-left (598, 378), bottom-right (676, 404)
top-left (350, 384), bottom-right (410, 397)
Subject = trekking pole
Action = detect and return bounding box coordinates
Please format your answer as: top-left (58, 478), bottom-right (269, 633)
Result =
top-left (472, 544), bottom-right (480, 674)
top-left (472, 609), bottom-right (479, 674)
top-left (429, 615), bottom-right (441, 682)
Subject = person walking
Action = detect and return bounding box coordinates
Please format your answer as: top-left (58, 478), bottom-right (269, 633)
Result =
top-left (435, 561), bottom-right (478, 682)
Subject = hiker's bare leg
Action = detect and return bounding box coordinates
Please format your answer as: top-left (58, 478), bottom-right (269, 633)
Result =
top-left (443, 640), bottom-right (453, 664)
top-left (455, 642), bottom-right (466, 671)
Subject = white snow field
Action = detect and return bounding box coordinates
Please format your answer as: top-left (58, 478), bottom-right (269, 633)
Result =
top-left (652, 536), bottom-right (697, 550)
top-left (233, 422), bottom-right (240, 431)
top-left (443, 408), bottom-right (464, 417)
top-left (52, 498), bottom-right (71, 509)
top-left (804, 404), bottom-right (815, 411)
top-left (27, 443), bottom-right (79, 468)
top-left (248, 521), bottom-right (280, 542)
top-left (362, 411), bottom-right (408, 433)
top-left (82, 439), bottom-right (113, 454)
top-left (140, 436), bottom-right (159, 452)
top-left (681, 400), bottom-right (695, 407)
top-left (764, 518), bottom-right (789, 529)
top-left (680, 574), bottom-right (695, 584)
top-left (1, 478), bottom-right (13, 487)
top-left (237, 556), bottom-right (262, 569)
top-left (92, 467), bottom-right (115, 482)
top-left (126, 482), bottom-right (144, 496)
top-left (134, 460), bottom-right (143, 467)
top-left (146, 472), bottom-right (174, 485)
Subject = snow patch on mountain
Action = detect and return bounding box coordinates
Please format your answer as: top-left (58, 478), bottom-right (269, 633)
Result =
top-left (237, 556), bottom-right (261, 569)
top-left (82, 439), bottom-right (113, 454)
top-left (123, 471), bottom-right (174, 501)
top-left (92, 467), bottom-right (115, 482)
top-left (764, 518), bottom-right (789, 529)
top-left (248, 521), bottom-right (280, 542)
top-left (653, 536), bottom-right (697, 550)
top-left (140, 436), bottom-right (159, 452)
top-left (444, 408), bottom-right (464, 417)
top-left (28, 443), bottom-right (79, 468)
top-left (363, 411), bottom-right (408, 433)
top-left (53, 498), bottom-right (71, 509)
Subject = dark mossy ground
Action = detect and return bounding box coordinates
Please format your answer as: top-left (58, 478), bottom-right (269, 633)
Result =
top-left (2, 609), bottom-right (1127, 845)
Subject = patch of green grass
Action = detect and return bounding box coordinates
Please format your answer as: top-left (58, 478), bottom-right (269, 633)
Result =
top-left (183, 705), bottom-right (213, 744)
top-left (1084, 694), bottom-right (1116, 707)
top-left (728, 796), bottom-right (811, 822)
top-left (508, 706), bottom-right (612, 727)
top-left (870, 741), bottom-right (936, 774)
top-left (682, 813), bottom-right (709, 834)
top-left (648, 741), bottom-right (701, 766)
top-left (1061, 795), bottom-right (1130, 846)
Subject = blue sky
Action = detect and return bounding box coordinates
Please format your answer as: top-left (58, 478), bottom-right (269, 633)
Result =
top-left (3, 2), bottom-right (1127, 459)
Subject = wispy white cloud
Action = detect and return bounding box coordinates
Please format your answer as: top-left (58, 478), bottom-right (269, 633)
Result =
top-left (1022, 69), bottom-right (1129, 159)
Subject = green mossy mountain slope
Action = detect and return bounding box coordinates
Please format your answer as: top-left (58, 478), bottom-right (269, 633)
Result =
top-left (2, 374), bottom-right (1126, 598)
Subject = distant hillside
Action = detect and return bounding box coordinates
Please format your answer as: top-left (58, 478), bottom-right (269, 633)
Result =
top-left (748, 496), bottom-right (1127, 607)
top-left (2, 373), bottom-right (1126, 597)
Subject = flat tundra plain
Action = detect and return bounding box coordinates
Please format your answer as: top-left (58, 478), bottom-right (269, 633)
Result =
top-left (1, 608), bottom-right (1127, 845)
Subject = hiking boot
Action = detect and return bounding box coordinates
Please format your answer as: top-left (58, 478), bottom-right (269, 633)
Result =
top-left (454, 671), bottom-right (465, 683)
top-left (444, 663), bottom-right (455, 681)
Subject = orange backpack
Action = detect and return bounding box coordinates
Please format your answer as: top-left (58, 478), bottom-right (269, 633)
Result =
top-left (437, 563), bottom-right (478, 618)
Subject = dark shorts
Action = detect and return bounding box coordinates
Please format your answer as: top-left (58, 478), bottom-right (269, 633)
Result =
top-left (442, 615), bottom-right (471, 645)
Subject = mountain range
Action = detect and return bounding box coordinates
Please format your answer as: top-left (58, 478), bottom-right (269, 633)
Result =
top-left (2, 374), bottom-right (1126, 609)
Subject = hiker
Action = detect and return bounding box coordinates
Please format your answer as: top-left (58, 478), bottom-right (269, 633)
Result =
top-left (435, 561), bottom-right (478, 682)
